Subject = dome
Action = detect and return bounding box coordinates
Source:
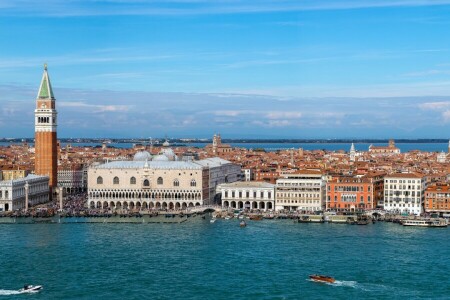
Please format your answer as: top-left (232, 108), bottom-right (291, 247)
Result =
top-left (153, 154), bottom-right (170, 161)
top-left (162, 140), bottom-right (170, 147)
top-left (133, 151), bottom-right (152, 161)
top-left (161, 148), bottom-right (176, 161)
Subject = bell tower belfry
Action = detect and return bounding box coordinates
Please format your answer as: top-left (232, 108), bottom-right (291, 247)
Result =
top-left (34, 64), bottom-right (58, 189)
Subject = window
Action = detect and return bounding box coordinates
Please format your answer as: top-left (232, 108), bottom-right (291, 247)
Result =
top-left (174, 179), bottom-right (179, 187)
top-left (113, 177), bottom-right (119, 184)
top-left (97, 176), bottom-right (103, 184)
top-left (157, 177), bottom-right (163, 185)
top-left (190, 179), bottom-right (196, 187)
top-left (143, 179), bottom-right (150, 187)
top-left (130, 177), bottom-right (136, 185)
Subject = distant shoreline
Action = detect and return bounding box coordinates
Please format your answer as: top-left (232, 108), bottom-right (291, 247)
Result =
top-left (0, 138), bottom-right (448, 144)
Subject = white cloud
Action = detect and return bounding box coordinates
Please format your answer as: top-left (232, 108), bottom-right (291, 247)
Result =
top-left (419, 101), bottom-right (450, 110)
top-left (266, 111), bottom-right (302, 120)
top-left (443, 110), bottom-right (450, 122)
top-left (59, 101), bottom-right (131, 113)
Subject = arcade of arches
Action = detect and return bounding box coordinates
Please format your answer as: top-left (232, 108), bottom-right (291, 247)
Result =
top-left (222, 200), bottom-right (273, 211)
top-left (88, 188), bottom-right (203, 210)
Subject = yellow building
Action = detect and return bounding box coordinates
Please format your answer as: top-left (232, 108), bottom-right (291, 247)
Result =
top-left (0, 168), bottom-right (30, 181)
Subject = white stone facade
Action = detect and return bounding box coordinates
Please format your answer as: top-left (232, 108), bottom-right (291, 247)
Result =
top-left (217, 181), bottom-right (275, 211)
top-left (0, 175), bottom-right (49, 212)
top-left (58, 166), bottom-right (88, 193)
top-left (275, 171), bottom-right (326, 212)
top-left (87, 157), bottom-right (241, 210)
top-left (383, 174), bottom-right (426, 216)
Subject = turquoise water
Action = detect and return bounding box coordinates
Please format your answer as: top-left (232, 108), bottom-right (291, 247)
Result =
top-left (0, 220), bottom-right (449, 299)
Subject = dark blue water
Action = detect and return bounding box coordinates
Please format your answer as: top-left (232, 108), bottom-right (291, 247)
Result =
top-left (1, 142), bottom-right (448, 152)
top-left (0, 220), bottom-right (448, 299)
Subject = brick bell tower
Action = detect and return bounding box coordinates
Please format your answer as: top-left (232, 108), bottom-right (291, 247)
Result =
top-left (35, 64), bottom-right (58, 191)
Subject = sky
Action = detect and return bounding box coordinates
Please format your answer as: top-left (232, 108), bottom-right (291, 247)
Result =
top-left (1, 0), bottom-right (450, 139)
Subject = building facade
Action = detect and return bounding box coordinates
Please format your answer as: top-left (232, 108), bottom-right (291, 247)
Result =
top-left (424, 184), bottom-right (450, 214)
top-left (326, 175), bottom-right (377, 212)
top-left (275, 170), bottom-right (325, 212)
top-left (0, 168), bottom-right (30, 181)
top-left (34, 64), bottom-right (58, 189)
top-left (87, 153), bottom-right (241, 210)
top-left (217, 181), bottom-right (275, 211)
top-left (0, 175), bottom-right (49, 212)
top-left (383, 173), bottom-right (425, 216)
top-left (369, 139), bottom-right (400, 155)
top-left (57, 165), bottom-right (88, 194)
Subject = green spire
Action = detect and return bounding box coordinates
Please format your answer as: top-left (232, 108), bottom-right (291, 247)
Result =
top-left (37, 63), bottom-right (55, 99)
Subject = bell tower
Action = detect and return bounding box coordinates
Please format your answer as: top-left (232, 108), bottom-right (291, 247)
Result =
top-left (35, 64), bottom-right (58, 190)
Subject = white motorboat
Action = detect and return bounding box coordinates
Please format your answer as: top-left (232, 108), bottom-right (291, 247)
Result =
top-left (19, 285), bottom-right (43, 293)
top-left (210, 218), bottom-right (216, 223)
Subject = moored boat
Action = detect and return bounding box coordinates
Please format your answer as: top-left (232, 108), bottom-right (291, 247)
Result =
top-left (309, 275), bottom-right (335, 283)
top-left (240, 220), bottom-right (247, 227)
top-left (402, 218), bottom-right (448, 227)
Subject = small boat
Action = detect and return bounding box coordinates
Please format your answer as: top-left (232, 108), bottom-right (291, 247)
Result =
top-left (240, 220), bottom-right (247, 227)
top-left (210, 218), bottom-right (216, 223)
top-left (19, 285), bottom-right (43, 293)
top-left (250, 215), bottom-right (263, 221)
top-left (309, 275), bottom-right (335, 283)
top-left (225, 216), bottom-right (231, 220)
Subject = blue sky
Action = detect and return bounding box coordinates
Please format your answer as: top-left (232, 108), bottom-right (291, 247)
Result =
top-left (1, 0), bottom-right (450, 138)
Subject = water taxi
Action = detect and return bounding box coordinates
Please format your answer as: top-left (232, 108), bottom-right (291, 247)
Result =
top-left (309, 275), bottom-right (335, 283)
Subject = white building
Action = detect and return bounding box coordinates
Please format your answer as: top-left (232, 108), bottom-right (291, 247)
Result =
top-left (87, 151), bottom-right (241, 210)
top-left (437, 151), bottom-right (447, 163)
top-left (58, 165), bottom-right (88, 194)
top-left (194, 157), bottom-right (242, 204)
top-left (275, 170), bottom-right (326, 212)
top-left (0, 174), bottom-right (49, 212)
top-left (217, 181), bottom-right (275, 211)
top-left (242, 169), bottom-right (254, 181)
top-left (349, 143), bottom-right (356, 162)
top-left (383, 173), bottom-right (426, 216)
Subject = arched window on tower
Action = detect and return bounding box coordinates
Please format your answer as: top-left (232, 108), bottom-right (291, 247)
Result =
top-left (97, 176), bottom-right (103, 184)
top-left (157, 177), bottom-right (163, 185)
top-left (143, 179), bottom-right (150, 187)
top-left (173, 179), bottom-right (179, 187)
top-left (113, 177), bottom-right (119, 185)
top-left (190, 179), bottom-right (196, 187)
top-left (130, 177), bottom-right (136, 185)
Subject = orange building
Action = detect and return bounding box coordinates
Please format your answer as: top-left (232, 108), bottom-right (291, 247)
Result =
top-left (34, 64), bottom-right (58, 189)
top-left (326, 175), bottom-right (377, 212)
top-left (425, 184), bottom-right (450, 214)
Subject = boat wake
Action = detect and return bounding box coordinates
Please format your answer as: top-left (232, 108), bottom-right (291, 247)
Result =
top-left (0, 290), bottom-right (22, 296)
top-left (330, 280), bottom-right (359, 288)
top-left (310, 280), bottom-right (391, 293)
top-left (0, 289), bottom-right (40, 295)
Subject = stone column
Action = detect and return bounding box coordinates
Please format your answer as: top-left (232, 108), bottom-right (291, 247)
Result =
top-left (24, 181), bottom-right (29, 211)
top-left (59, 187), bottom-right (63, 210)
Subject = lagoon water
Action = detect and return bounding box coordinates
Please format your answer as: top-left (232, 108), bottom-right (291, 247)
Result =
top-left (0, 220), bottom-right (448, 299)
top-left (1, 142), bottom-right (449, 152)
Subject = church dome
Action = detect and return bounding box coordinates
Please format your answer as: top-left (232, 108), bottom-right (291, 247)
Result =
top-left (133, 151), bottom-right (152, 161)
top-left (161, 148), bottom-right (176, 161)
top-left (153, 154), bottom-right (170, 161)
